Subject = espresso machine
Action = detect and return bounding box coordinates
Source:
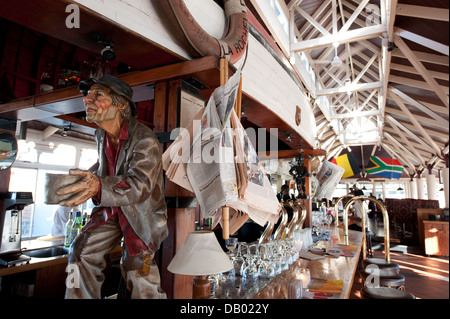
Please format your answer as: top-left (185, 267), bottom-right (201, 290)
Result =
top-left (0, 192), bottom-right (33, 267)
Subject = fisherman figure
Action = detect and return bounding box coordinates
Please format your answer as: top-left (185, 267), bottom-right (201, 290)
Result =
top-left (58, 75), bottom-right (168, 299)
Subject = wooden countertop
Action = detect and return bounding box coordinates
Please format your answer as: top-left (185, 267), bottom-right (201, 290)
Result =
top-left (0, 239), bottom-right (122, 277)
top-left (423, 220), bottom-right (448, 224)
top-left (253, 226), bottom-right (364, 299)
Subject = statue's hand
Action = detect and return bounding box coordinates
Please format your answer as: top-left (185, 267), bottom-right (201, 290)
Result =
top-left (57, 169), bottom-right (100, 207)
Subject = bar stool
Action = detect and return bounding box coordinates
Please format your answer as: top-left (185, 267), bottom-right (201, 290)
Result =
top-left (362, 257), bottom-right (400, 274)
top-left (360, 287), bottom-right (415, 299)
top-left (360, 267), bottom-right (406, 290)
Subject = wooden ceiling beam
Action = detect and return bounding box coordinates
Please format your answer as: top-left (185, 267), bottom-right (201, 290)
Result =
top-left (396, 4), bottom-right (449, 22)
top-left (385, 117), bottom-right (426, 165)
top-left (385, 114), bottom-right (437, 154)
top-left (390, 88), bottom-right (448, 126)
top-left (292, 24), bottom-right (386, 52)
top-left (395, 27), bottom-right (449, 56)
top-left (388, 89), bottom-right (443, 155)
top-left (394, 35), bottom-right (449, 108)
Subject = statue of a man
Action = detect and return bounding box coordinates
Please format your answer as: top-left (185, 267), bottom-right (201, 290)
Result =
top-left (289, 154), bottom-right (310, 199)
top-left (57, 75), bottom-right (168, 299)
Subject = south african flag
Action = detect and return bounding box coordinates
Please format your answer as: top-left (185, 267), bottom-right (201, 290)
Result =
top-left (366, 156), bottom-right (404, 179)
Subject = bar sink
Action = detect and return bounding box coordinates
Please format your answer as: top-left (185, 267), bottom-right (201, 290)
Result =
top-left (23, 246), bottom-right (69, 258)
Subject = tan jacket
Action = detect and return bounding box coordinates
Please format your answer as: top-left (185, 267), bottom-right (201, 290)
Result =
top-left (92, 117), bottom-right (168, 251)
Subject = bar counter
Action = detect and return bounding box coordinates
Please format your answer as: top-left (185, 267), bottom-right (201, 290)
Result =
top-left (214, 225), bottom-right (364, 299)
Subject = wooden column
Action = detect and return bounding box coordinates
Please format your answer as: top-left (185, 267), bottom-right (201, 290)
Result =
top-left (301, 155), bottom-right (312, 228)
top-left (156, 79), bottom-right (196, 299)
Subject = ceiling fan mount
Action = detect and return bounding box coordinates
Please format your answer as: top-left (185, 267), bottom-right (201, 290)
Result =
top-left (331, 55), bottom-right (343, 67)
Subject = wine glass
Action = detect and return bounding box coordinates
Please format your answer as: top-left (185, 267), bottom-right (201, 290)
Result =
top-left (258, 243), bottom-right (275, 278)
top-left (285, 238), bottom-right (298, 264)
top-left (326, 213), bottom-right (333, 226)
top-left (225, 237), bottom-right (238, 253)
top-left (233, 242), bottom-right (245, 276)
top-left (241, 244), bottom-right (259, 282)
top-left (223, 237), bottom-right (238, 280)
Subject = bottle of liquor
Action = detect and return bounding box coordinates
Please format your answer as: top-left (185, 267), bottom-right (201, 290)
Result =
top-left (70, 211), bottom-right (82, 244)
top-left (64, 210), bottom-right (75, 247)
top-left (81, 213), bottom-right (87, 227)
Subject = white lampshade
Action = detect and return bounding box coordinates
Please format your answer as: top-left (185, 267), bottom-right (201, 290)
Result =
top-left (167, 230), bottom-right (233, 276)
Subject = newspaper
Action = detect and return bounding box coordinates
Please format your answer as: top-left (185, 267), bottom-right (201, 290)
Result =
top-left (163, 67), bottom-right (279, 229)
top-left (228, 110), bottom-right (280, 226)
top-left (314, 160), bottom-right (345, 200)
top-left (186, 69), bottom-right (242, 218)
top-left (162, 108), bottom-right (204, 192)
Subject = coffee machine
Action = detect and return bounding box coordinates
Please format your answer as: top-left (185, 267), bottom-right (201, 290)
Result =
top-left (0, 192), bottom-right (33, 267)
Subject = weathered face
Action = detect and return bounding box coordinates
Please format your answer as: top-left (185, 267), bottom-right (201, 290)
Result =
top-left (83, 84), bottom-right (119, 124)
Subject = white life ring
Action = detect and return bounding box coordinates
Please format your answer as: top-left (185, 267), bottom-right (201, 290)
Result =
top-left (167, 0), bottom-right (248, 64)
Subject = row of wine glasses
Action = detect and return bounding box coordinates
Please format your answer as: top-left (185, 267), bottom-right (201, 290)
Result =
top-left (224, 238), bottom-right (300, 282)
top-left (312, 210), bottom-right (333, 227)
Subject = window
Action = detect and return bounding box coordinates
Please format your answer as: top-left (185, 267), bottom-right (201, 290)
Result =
top-left (385, 183), bottom-right (405, 199)
top-left (331, 183), bottom-right (349, 199)
top-left (79, 148), bottom-right (99, 170)
top-left (39, 144), bottom-right (76, 166)
top-left (9, 129), bottom-right (97, 239)
top-left (9, 168), bottom-right (37, 238)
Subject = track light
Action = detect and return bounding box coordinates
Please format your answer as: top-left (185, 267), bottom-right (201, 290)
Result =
top-left (101, 45), bottom-right (116, 61)
top-left (387, 42), bottom-right (395, 52)
top-left (92, 32), bottom-right (116, 61)
top-left (285, 133), bottom-right (292, 143)
top-left (61, 124), bottom-right (71, 137)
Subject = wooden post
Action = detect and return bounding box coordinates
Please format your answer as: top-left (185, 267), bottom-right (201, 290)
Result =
top-left (157, 79), bottom-right (197, 299)
top-left (220, 58), bottom-right (230, 240)
top-left (219, 58), bottom-right (243, 240)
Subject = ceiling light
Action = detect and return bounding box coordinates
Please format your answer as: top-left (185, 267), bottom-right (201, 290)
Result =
top-left (286, 134), bottom-right (292, 143)
top-left (61, 127), bottom-right (68, 137)
top-left (397, 186), bottom-right (404, 191)
top-left (241, 109), bottom-right (248, 120)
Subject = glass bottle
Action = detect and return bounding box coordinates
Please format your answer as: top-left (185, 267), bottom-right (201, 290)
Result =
top-left (70, 211), bottom-right (82, 244)
top-left (81, 213), bottom-right (87, 227)
top-left (64, 210), bottom-right (75, 247)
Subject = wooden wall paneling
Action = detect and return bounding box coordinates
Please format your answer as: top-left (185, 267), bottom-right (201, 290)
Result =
top-left (159, 79), bottom-right (196, 299)
top-left (153, 81), bottom-right (167, 135)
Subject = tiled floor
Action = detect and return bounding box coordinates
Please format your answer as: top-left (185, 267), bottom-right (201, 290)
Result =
top-left (349, 242), bottom-right (449, 299)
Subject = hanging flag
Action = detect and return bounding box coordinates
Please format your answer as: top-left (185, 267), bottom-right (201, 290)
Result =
top-left (366, 156), bottom-right (404, 179)
top-left (330, 152), bottom-right (361, 179)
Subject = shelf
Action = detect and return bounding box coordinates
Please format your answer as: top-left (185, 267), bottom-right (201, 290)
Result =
top-left (0, 56), bottom-right (229, 123)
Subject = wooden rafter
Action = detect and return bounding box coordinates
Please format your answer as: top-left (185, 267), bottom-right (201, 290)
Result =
top-left (388, 89), bottom-right (443, 155)
top-left (393, 34), bottom-right (449, 108)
